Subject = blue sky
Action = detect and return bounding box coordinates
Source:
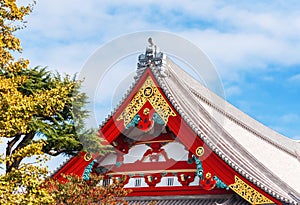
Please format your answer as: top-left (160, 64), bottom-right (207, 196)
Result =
top-left (19, 0), bottom-right (300, 137)
top-left (10, 0), bottom-right (300, 170)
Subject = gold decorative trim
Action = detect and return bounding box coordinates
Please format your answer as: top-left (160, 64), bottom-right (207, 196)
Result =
top-left (117, 76), bottom-right (176, 126)
top-left (84, 153), bottom-right (92, 161)
top-left (195, 146), bottom-right (205, 157)
top-left (107, 169), bottom-right (197, 176)
top-left (205, 172), bottom-right (211, 179)
top-left (135, 140), bottom-right (174, 145)
top-left (143, 108), bottom-right (150, 115)
top-left (229, 176), bottom-right (274, 204)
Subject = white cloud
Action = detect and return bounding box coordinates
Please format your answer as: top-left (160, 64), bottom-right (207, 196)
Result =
top-left (180, 29), bottom-right (299, 80)
top-left (17, 0), bottom-right (300, 84)
top-left (288, 74), bottom-right (300, 82)
top-left (225, 85), bottom-right (242, 97)
top-left (21, 42), bottom-right (99, 75)
top-left (9, 0), bottom-right (300, 171)
top-left (280, 113), bottom-right (300, 123)
top-left (15, 0), bottom-right (300, 128)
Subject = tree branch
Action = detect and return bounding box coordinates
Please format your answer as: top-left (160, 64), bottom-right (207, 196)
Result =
top-left (6, 134), bottom-right (21, 157)
top-left (44, 149), bottom-right (65, 156)
top-left (44, 149), bottom-right (78, 156)
top-left (6, 131), bottom-right (35, 173)
top-left (11, 131), bottom-right (35, 155)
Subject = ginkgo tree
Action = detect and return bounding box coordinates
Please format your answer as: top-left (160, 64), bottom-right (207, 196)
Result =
top-left (0, 0), bottom-right (112, 204)
top-left (0, 1), bottom-right (145, 204)
top-left (0, 141), bottom-right (54, 204)
top-left (0, 0), bottom-right (105, 173)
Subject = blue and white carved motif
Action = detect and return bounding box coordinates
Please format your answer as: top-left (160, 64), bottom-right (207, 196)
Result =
top-left (192, 154), bottom-right (228, 189)
top-left (214, 175), bottom-right (228, 189)
top-left (126, 114), bottom-right (141, 129)
top-left (192, 154), bottom-right (204, 179)
top-left (82, 159), bottom-right (97, 180)
top-left (125, 112), bottom-right (165, 129)
top-left (152, 112), bottom-right (165, 125)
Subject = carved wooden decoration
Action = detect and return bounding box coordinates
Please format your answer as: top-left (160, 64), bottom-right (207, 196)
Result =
top-left (117, 76), bottom-right (176, 126)
top-left (229, 176), bottom-right (274, 204)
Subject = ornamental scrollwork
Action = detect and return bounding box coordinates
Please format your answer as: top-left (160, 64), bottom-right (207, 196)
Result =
top-left (229, 175), bottom-right (274, 204)
top-left (192, 155), bottom-right (228, 191)
top-left (82, 159), bottom-right (97, 180)
top-left (117, 76), bottom-right (176, 127)
top-left (214, 175), bottom-right (228, 189)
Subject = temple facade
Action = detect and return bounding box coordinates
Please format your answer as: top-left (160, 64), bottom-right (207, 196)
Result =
top-left (52, 39), bottom-right (300, 205)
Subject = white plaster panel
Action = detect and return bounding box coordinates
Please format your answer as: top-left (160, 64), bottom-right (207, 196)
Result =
top-left (123, 144), bottom-right (149, 163)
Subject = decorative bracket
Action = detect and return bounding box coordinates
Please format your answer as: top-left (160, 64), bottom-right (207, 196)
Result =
top-left (177, 172), bottom-right (195, 186)
top-left (144, 173), bottom-right (162, 187)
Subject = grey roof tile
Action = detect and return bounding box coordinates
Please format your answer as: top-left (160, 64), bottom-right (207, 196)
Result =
top-left (125, 195), bottom-right (250, 205)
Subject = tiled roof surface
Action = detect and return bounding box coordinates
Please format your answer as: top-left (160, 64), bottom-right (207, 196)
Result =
top-left (151, 56), bottom-right (300, 204)
top-left (125, 195), bottom-right (250, 205)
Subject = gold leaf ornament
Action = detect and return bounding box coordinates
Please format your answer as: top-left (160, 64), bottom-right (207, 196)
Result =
top-left (117, 76), bottom-right (176, 126)
top-left (229, 176), bottom-right (274, 204)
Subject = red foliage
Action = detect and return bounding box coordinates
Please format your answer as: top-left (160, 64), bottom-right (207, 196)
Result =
top-left (44, 174), bottom-right (129, 205)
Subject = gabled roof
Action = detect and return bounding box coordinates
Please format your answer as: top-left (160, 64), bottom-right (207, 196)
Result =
top-left (147, 56), bottom-right (300, 204)
top-left (52, 40), bottom-right (300, 205)
top-left (94, 40), bottom-right (300, 203)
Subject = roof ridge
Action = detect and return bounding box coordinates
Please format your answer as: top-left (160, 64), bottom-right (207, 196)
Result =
top-left (151, 58), bottom-right (299, 204)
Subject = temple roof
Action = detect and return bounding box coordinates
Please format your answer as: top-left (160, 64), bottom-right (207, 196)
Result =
top-left (52, 39), bottom-right (300, 205)
top-left (139, 58), bottom-right (300, 204)
top-left (105, 39), bottom-right (300, 204)
top-left (140, 53), bottom-right (300, 204)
